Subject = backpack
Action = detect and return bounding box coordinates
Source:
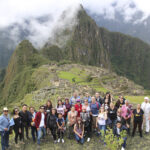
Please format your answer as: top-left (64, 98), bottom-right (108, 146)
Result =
top-left (90, 102), bottom-right (99, 110)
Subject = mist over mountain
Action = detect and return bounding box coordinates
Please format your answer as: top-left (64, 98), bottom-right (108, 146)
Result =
top-left (87, 9), bottom-right (150, 45)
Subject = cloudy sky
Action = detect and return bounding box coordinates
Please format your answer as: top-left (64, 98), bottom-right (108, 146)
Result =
top-left (0, 0), bottom-right (150, 48)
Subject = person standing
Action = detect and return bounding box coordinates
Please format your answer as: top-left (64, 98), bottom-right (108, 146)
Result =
top-left (70, 92), bottom-right (80, 105)
top-left (29, 107), bottom-right (37, 142)
top-left (35, 106), bottom-right (47, 145)
top-left (56, 100), bottom-right (66, 117)
top-left (84, 93), bottom-right (91, 103)
top-left (45, 100), bottom-right (53, 114)
top-left (95, 93), bottom-right (104, 105)
top-left (121, 100), bottom-right (132, 135)
top-left (75, 99), bottom-right (82, 117)
top-left (67, 106), bottom-right (77, 139)
top-left (19, 104), bottom-right (30, 141)
top-left (57, 113), bottom-right (65, 143)
top-left (107, 103), bottom-right (117, 128)
top-left (132, 104), bottom-right (144, 137)
top-left (141, 97), bottom-right (150, 134)
top-left (0, 107), bottom-right (10, 150)
top-left (115, 96), bottom-right (125, 109)
top-left (13, 108), bottom-right (22, 148)
top-left (90, 97), bottom-right (100, 132)
top-left (96, 107), bottom-right (107, 142)
top-left (64, 98), bottom-right (71, 120)
top-left (80, 107), bottom-right (91, 142)
top-left (47, 108), bottom-right (57, 143)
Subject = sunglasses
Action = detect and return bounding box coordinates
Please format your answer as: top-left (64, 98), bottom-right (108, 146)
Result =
top-left (4, 110), bottom-right (8, 112)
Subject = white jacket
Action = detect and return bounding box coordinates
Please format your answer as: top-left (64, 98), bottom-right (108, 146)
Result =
top-left (141, 102), bottom-right (150, 115)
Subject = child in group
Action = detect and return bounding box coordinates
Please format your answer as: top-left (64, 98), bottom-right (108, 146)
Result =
top-left (96, 107), bottom-right (107, 143)
top-left (57, 113), bottom-right (65, 143)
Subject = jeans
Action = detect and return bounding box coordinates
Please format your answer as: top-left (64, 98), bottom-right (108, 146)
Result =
top-left (0, 131), bottom-right (9, 150)
top-left (122, 137), bottom-right (127, 148)
top-left (98, 125), bottom-right (106, 131)
top-left (37, 127), bottom-right (46, 145)
top-left (31, 126), bottom-right (37, 142)
top-left (75, 134), bottom-right (84, 144)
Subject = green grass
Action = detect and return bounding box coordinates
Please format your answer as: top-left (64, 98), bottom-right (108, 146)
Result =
top-left (125, 96), bottom-right (150, 104)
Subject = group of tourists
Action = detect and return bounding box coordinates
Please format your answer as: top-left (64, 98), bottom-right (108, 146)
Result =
top-left (0, 91), bottom-right (150, 150)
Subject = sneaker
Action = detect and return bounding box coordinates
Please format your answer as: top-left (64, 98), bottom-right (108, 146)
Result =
top-left (121, 147), bottom-right (125, 150)
top-left (87, 138), bottom-right (90, 142)
top-left (62, 139), bottom-right (64, 143)
top-left (58, 138), bottom-right (60, 143)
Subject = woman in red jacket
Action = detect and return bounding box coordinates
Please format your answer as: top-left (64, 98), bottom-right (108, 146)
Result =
top-left (75, 99), bottom-right (82, 117)
top-left (35, 106), bottom-right (47, 145)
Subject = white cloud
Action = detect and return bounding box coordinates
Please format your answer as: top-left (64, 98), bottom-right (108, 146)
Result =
top-left (82, 0), bottom-right (150, 22)
top-left (0, 0), bottom-right (150, 48)
top-left (0, 0), bottom-right (81, 48)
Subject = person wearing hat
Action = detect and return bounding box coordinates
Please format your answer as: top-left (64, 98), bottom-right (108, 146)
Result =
top-left (75, 99), bottom-right (82, 117)
top-left (141, 97), bottom-right (150, 134)
top-left (0, 107), bottom-right (10, 150)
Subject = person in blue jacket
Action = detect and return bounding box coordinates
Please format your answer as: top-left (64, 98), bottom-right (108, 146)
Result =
top-left (0, 107), bottom-right (10, 150)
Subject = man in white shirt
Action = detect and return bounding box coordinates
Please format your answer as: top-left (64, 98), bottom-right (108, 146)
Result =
top-left (141, 97), bottom-right (150, 133)
top-left (35, 106), bottom-right (46, 145)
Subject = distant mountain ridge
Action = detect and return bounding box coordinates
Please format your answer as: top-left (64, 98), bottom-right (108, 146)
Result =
top-left (0, 6), bottom-right (150, 105)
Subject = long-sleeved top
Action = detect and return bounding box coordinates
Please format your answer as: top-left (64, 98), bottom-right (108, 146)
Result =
top-left (0, 114), bottom-right (10, 131)
top-left (121, 104), bottom-right (132, 119)
top-left (19, 110), bottom-right (30, 126)
top-left (70, 96), bottom-right (80, 105)
top-left (35, 112), bottom-right (47, 128)
top-left (141, 102), bottom-right (150, 115)
top-left (90, 102), bottom-right (100, 116)
top-left (75, 104), bottom-right (82, 117)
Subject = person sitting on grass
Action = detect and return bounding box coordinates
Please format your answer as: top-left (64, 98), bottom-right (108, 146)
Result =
top-left (113, 121), bottom-right (127, 150)
top-left (57, 113), bottom-right (65, 143)
top-left (74, 117), bottom-right (84, 144)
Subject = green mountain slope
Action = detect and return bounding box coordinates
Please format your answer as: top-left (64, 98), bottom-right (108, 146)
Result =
top-left (42, 7), bottom-right (150, 89)
top-left (0, 40), bottom-right (48, 105)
